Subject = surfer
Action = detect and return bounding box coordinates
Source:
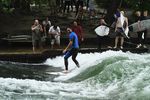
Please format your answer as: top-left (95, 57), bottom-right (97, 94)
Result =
top-left (63, 27), bottom-right (80, 73)
top-left (114, 11), bottom-right (128, 49)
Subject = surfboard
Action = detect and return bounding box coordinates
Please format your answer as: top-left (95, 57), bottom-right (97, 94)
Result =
top-left (46, 67), bottom-right (76, 76)
top-left (129, 19), bottom-right (150, 32)
top-left (46, 72), bottom-right (67, 76)
top-left (94, 25), bottom-right (110, 36)
top-left (123, 27), bottom-right (129, 38)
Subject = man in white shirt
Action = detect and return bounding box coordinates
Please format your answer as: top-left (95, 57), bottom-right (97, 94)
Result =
top-left (49, 24), bottom-right (61, 49)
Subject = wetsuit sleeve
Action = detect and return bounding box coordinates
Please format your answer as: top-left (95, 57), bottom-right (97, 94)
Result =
top-left (69, 34), bottom-right (74, 41)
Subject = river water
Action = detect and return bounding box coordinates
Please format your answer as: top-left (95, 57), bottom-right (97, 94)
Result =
top-left (0, 50), bottom-right (150, 100)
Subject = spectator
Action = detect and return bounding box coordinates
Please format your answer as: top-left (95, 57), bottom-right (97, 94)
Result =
top-left (75, 6), bottom-right (84, 20)
top-left (42, 17), bottom-right (51, 37)
top-left (88, 0), bottom-right (96, 19)
top-left (136, 10), bottom-right (148, 48)
top-left (75, 0), bottom-right (84, 17)
top-left (72, 21), bottom-right (84, 45)
top-left (63, 0), bottom-right (71, 13)
top-left (114, 11), bottom-right (128, 49)
top-left (31, 19), bottom-right (43, 53)
top-left (49, 0), bottom-right (57, 14)
top-left (49, 24), bottom-right (61, 49)
top-left (96, 19), bottom-right (107, 49)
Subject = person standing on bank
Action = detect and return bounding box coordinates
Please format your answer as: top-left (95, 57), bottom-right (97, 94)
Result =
top-left (63, 0), bottom-right (71, 13)
top-left (63, 27), bottom-right (80, 73)
top-left (136, 11), bottom-right (148, 48)
top-left (96, 18), bottom-right (107, 49)
top-left (31, 19), bottom-right (43, 53)
top-left (49, 24), bottom-right (61, 49)
top-left (42, 17), bottom-right (51, 37)
top-left (114, 11), bottom-right (128, 49)
top-left (72, 21), bottom-right (84, 45)
top-left (142, 10), bottom-right (148, 48)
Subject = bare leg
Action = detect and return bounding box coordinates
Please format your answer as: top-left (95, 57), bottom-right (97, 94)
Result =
top-left (33, 46), bottom-right (35, 53)
top-left (114, 37), bottom-right (119, 48)
top-left (120, 37), bottom-right (124, 48)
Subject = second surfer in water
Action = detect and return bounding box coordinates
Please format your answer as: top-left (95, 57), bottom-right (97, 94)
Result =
top-left (63, 27), bottom-right (80, 73)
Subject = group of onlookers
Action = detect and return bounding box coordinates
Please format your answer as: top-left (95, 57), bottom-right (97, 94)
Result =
top-left (31, 9), bottom-right (149, 53)
top-left (31, 17), bottom-right (84, 53)
top-left (96, 9), bottom-right (149, 49)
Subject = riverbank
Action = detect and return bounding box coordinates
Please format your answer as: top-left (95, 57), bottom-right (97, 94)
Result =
top-left (0, 36), bottom-right (149, 63)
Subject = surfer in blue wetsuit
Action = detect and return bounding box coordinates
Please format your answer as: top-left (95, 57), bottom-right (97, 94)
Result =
top-left (63, 27), bottom-right (80, 73)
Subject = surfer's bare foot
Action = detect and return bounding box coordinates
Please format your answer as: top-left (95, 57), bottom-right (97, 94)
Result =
top-left (77, 64), bottom-right (80, 68)
top-left (62, 70), bottom-right (69, 74)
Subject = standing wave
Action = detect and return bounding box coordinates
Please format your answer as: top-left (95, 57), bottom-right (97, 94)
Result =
top-left (0, 51), bottom-right (150, 100)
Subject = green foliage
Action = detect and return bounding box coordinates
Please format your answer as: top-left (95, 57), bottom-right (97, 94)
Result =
top-left (95, 0), bottom-right (150, 11)
top-left (1, 0), bottom-right (149, 14)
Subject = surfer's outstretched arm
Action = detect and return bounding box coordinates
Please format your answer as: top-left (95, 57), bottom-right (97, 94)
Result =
top-left (63, 40), bottom-right (73, 54)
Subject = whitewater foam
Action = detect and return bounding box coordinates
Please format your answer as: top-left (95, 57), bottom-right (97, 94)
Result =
top-left (1, 50), bottom-right (150, 99)
top-left (45, 50), bottom-right (148, 81)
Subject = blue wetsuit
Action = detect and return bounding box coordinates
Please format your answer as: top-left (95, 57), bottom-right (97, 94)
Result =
top-left (64, 32), bottom-right (79, 59)
top-left (64, 32), bottom-right (79, 70)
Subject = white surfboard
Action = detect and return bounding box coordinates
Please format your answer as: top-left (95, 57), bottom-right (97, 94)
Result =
top-left (46, 72), bottom-right (67, 76)
top-left (94, 25), bottom-right (110, 36)
top-left (46, 67), bottom-right (76, 76)
top-left (124, 27), bottom-right (129, 38)
top-left (129, 19), bottom-right (150, 32)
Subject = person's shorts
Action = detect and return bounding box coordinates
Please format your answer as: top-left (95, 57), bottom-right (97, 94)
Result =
top-left (116, 28), bottom-right (124, 37)
top-left (64, 48), bottom-right (79, 59)
top-left (51, 36), bottom-right (60, 45)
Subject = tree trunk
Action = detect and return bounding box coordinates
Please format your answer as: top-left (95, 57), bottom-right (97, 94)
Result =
top-left (0, 0), bottom-right (2, 12)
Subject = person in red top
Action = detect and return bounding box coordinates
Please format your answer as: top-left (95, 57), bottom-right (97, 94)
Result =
top-left (72, 21), bottom-right (84, 44)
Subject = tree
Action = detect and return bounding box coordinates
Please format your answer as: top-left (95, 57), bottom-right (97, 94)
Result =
top-left (95, 0), bottom-right (150, 24)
